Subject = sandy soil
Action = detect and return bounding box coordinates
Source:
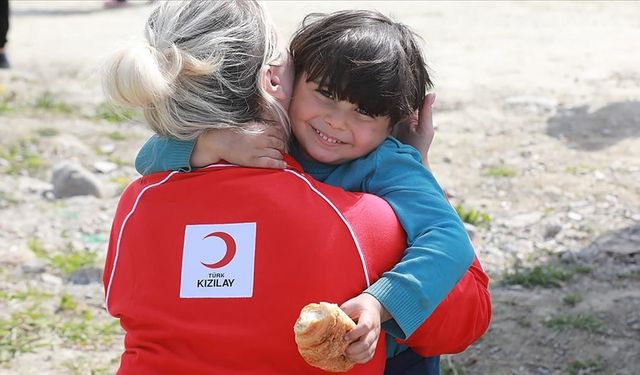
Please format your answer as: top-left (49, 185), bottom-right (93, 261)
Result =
top-left (1, 1), bottom-right (639, 374)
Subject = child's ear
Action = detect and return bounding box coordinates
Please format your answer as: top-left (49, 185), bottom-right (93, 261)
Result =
top-left (259, 65), bottom-right (286, 101)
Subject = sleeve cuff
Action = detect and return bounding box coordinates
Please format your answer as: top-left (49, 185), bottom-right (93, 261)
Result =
top-left (166, 139), bottom-right (196, 172)
top-left (365, 276), bottom-right (428, 340)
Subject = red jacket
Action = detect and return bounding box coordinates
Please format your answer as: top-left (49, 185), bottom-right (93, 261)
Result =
top-left (104, 159), bottom-right (490, 374)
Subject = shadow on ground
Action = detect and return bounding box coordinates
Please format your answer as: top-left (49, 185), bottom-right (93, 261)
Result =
top-left (580, 223), bottom-right (640, 258)
top-left (547, 101), bottom-right (640, 151)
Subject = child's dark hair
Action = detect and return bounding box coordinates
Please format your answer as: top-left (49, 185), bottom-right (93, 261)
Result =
top-left (290, 10), bottom-right (433, 126)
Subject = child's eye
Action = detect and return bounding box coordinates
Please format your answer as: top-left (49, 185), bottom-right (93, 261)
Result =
top-left (356, 107), bottom-right (374, 118)
top-left (316, 88), bottom-right (335, 100)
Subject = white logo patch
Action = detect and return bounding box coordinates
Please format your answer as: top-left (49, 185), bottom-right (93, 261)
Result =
top-left (180, 223), bottom-right (256, 298)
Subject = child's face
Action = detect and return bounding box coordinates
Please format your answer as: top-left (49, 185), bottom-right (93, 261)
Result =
top-left (288, 75), bottom-right (392, 165)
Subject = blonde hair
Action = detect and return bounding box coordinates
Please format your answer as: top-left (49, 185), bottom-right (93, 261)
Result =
top-left (102, 0), bottom-right (289, 141)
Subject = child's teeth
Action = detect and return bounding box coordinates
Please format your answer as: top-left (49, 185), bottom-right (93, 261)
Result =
top-left (314, 128), bottom-right (342, 144)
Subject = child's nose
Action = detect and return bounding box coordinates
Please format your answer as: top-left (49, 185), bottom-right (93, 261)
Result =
top-left (325, 111), bottom-right (348, 130)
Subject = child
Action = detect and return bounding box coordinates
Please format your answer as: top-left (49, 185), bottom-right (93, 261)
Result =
top-left (135, 9), bottom-right (477, 373)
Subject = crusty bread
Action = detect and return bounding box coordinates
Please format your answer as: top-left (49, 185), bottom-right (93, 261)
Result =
top-left (294, 302), bottom-right (357, 372)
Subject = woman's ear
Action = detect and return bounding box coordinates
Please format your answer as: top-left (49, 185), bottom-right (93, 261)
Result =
top-left (259, 65), bottom-right (287, 101)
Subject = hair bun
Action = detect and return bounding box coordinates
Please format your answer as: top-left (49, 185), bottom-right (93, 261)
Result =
top-left (163, 44), bottom-right (218, 77)
top-left (102, 44), bottom-right (176, 108)
top-left (102, 42), bottom-right (219, 109)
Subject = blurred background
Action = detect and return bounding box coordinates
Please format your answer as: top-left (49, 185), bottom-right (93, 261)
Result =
top-left (0, 1), bottom-right (638, 374)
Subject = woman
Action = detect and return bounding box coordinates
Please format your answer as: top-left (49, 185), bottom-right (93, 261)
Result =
top-left (102, 1), bottom-right (489, 374)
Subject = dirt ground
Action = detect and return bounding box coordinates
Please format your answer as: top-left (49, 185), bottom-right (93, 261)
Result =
top-left (1, 1), bottom-right (638, 374)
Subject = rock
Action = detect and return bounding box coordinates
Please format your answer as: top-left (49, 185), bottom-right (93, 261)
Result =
top-left (598, 225), bottom-right (640, 256)
top-left (51, 162), bottom-right (102, 198)
top-left (20, 259), bottom-right (48, 274)
top-left (93, 161), bottom-right (118, 174)
top-left (543, 222), bottom-right (562, 240)
top-left (504, 212), bottom-right (543, 228)
top-left (99, 144), bottom-right (116, 155)
top-left (41, 273), bottom-right (63, 286)
top-left (67, 267), bottom-right (103, 285)
top-left (594, 171), bottom-right (606, 180)
top-left (41, 190), bottom-right (56, 200)
top-left (567, 212), bottom-right (583, 221)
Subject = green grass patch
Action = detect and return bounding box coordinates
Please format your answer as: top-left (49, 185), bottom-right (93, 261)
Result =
top-left (0, 139), bottom-right (47, 176)
top-left (1, 287), bottom-right (52, 303)
top-left (50, 249), bottom-right (98, 275)
top-left (59, 294), bottom-right (77, 312)
top-left (515, 316), bottom-right (531, 328)
top-left (617, 270), bottom-right (640, 281)
top-left (455, 204), bottom-right (491, 226)
top-left (94, 102), bottom-right (139, 123)
top-left (574, 266), bottom-right (593, 274)
top-left (28, 238), bottom-right (47, 258)
top-left (568, 357), bottom-right (606, 374)
top-left (503, 265), bottom-right (574, 288)
top-left (484, 165), bottom-right (517, 178)
top-left (0, 304), bottom-right (49, 362)
top-left (0, 302), bottom-right (122, 362)
top-left (545, 314), bottom-right (604, 333)
top-left (56, 310), bottom-right (121, 346)
top-left (108, 131), bottom-right (127, 141)
top-left (0, 96), bottom-right (10, 113)
top-left (563, 293), bottom-right (583, 307)
top-left (35, 127), bottom-right (60, 137)
top-left (34, 91), bottom-right (76, 114)
top-left (28, 239), bottom-right (99, 275)
top-left (62, 358), bottom-right (115, 375)
top-left (564, 164), bottom-right (594, 175)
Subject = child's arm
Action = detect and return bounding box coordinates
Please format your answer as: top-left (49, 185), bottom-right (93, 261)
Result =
top-left (135, 125), bottom-right (287, 175)
top-left (328, 139), bottom-right (475, 345)
top-left (367, 144), bottom-right (476, 339)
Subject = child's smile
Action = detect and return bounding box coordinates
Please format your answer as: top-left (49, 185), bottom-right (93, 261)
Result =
top-left (311, 126), bottom-right (346, 145)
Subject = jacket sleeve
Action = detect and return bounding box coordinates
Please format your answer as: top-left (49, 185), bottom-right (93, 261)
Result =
top-left (395, 256), bottom-right (492, 355)
top-left (360, 142), bottom-right (475, 339)
top-left (135, 135), bottom-right (196, 175)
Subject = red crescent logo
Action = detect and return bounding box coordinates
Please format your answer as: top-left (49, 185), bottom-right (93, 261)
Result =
top-left (201, 231), bottom-right (237, 269)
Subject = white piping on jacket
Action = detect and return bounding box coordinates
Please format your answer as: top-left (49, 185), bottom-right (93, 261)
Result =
top-left (104, 171), bottom-right (180, 315)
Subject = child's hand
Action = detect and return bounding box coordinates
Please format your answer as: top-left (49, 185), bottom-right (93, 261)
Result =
top-left (391, 93), bottom-right (436, 169)
top-left (340, 293), bottom-right (390, 364)
top-left (190, 123), bottom-right (288, 169)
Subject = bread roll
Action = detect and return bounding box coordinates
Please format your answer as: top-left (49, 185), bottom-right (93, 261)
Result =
top-left (294, 302), bottom-right (357, 372)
